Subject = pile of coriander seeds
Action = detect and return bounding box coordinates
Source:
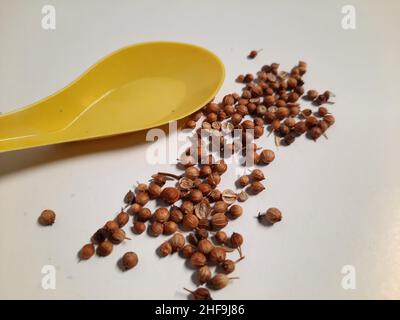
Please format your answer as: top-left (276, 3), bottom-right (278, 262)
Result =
top-left (77, 54), bottom-right (336, 300)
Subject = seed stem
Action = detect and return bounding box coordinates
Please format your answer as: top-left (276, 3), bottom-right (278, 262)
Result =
top-left (274, 135), bottom-right (280, 148)
top-left (158, 172), bottom-right (182, 180)
top-left (183, 288), bottom-right (194, 294)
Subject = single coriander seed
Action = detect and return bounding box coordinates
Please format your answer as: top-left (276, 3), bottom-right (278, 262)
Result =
top-left (211, 213), bottom-right (229, 230)
top-left (97, 240), bottom-right (113, 257)
top-left (250, 169), bottom-right (265, 181)
top-left (182, 244), bottom-right (195, 258)
top-left (160, 187), bottom-right (181, 204)
top-left (115, 210), bottom-right (129, 227)
top-left (104, 220), bottom-right (119, 233)
top-left (215, 231), bottom-right (228, 244)
top-left (132, 221), bottom-right (146, 234)
top-left (121, 251), bottom-right (138, 270)
top-left (150, 222), bottom-right (164, 236)
top-left (153, 207), bottom-right (170, 223)
top-left (198, 265), bottom-right (212, 283)
top-left (238, 175), bottom-right (250, 187)
top-left (209, 246), bottom-right (227, 263)
top-left (183, 287), bottom-right (212, 300)
top-left (38, 209), bottom-right (56, 226)
top-left (208, 273), bottom-right (239, 290)
top-left (159, 241), bottom-right (173, 257)
top-left (79, 243), bottom-right (95, 260)
top-left (169, 233), bottom-right (185, 251)
top-left (250, 181), bottom-right (265, 193)
top-left (260, 149), bottom-right (275, 164)
top-left (163, 221), bottom-right (178, 235)
top-left (197, 239), bottom-right (214, 255)
top-left (111, 228), bottom-right (130, 244)
top-left (229, 205), bottom-right (243, 219)
top-left (258, 207), bottom-right (282, 224)
top-left (191, 251), bottom-right (207, 268)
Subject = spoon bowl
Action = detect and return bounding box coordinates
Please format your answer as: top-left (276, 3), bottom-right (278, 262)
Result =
top-left (0, 42), bottom-right (225, 153)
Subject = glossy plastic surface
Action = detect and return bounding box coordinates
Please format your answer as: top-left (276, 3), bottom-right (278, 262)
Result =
top-left (0, 42), bottom-right (225, 152)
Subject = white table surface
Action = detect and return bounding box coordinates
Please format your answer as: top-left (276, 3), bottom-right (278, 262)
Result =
top-left (1, 0), bottom-right (400, 299)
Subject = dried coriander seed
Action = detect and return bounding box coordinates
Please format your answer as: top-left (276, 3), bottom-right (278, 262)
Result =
top-left (183, 214), bottom-right (199, 230)
top-left (184, 287), bottom-right (213, 300)
top-left (221, 189), bottom-right (237, 204)
top-left (184, 119), bottom-right (196, 129)
top-left (199, 165), bottom-right (212, 178)
top-left (191, 252), bottom-right (207, 268)
top-left (198, 265), bottom-right (212, 284)
top-left (169, 233), bottom-right (185, 251)
top-left (238, 175), bottom-right (250, 187)
top-left (250, 169), bottom-right (265, 181)
top-left (209, 246), bottom-right (227, 263)
top-left (79, 243), bottom-right (95, 260)
top-left (258, 207), bottom-right (282, 224)
top-left (215, 231), bottom-right (228, 244)
top-left (135, 192), bottom-right (150, 206)
top-left (148, 182), bottom-right (162, 198)
top-left (124, 190), bottom-right (135, 205)
top-left (170, 207), bottom-right (184, 223)
top-left (115, 210), bottom-right (129, 227)
top-left (221, 257), bottom-right (245, 274)
top-left (230, 232), bottom-right (243, 249)
top-left (208, 273), bottom-right (239, 290)
top-left (163, 221), bottom-right (178, 235)
top-left (150, 222), bottom-right (164, 236)
top-left (151, 174), bottom-right (168, 186)
top-left (136, 183), bottom-right (148, 192)
top-left (294, 121), bottom-right (307, 135)
top-left (237, 191), bottom-right (249, 202)
top-left (153, 207), bottom-right (170, 223)
top-left (181, 244), bottom-right (195, 258)
top-left (132, 221), bottom-right (146, 234)
top-left (209, 189), bottom-right (222, 202)
top-left (38, 209), bottom-right (56, 226)
top-left (198, 183), bottom-right (212, 195)
top-left (306, 89), bottom-right (318, 100)
top-left (160, 187), bottom-right (181, 204)
top-left (211, 213), bottom-right (229, 230)
top-left (137, 208), bottom-right (152, 222)
top-left (310, 126), bottom-right (322, 140)
top-left (111, 229), bottom-right (130, 244)
top-left (197, 239), bottom-right (214, 254)
top-left (159, 241), bottom-right (173, 257)
top-left (91, 228), bottom-right (108, 244)
top-left (121, 251), bottom-right (138, 270)
top-left (189, 189), bottom-right (203, 203)
top-left (229, 205), bottom-right (243, 218)
top-left (248, 49), bottom-right (261, 59)
top-left (104, 220), bottom-right (119, 233)
top-left (260, 149), bottom-right (275, 164)
top-left (181, 201), bottom-right (194, 215)
top-left (130, 203), bottom-right (142, 215)
top-left (195, 228), bottom-right (209, 240)
top-left (97, 240), bottom-right (113, 257)
top-left (250, 181), bottom-right (265, 193)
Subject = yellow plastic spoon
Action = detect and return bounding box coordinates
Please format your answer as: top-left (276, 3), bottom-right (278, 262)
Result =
top-left (0, 41), bottom-right (225, 153)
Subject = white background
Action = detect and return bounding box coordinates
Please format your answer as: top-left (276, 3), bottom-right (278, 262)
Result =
top-left (1, 0), bottom-right (400, 299)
